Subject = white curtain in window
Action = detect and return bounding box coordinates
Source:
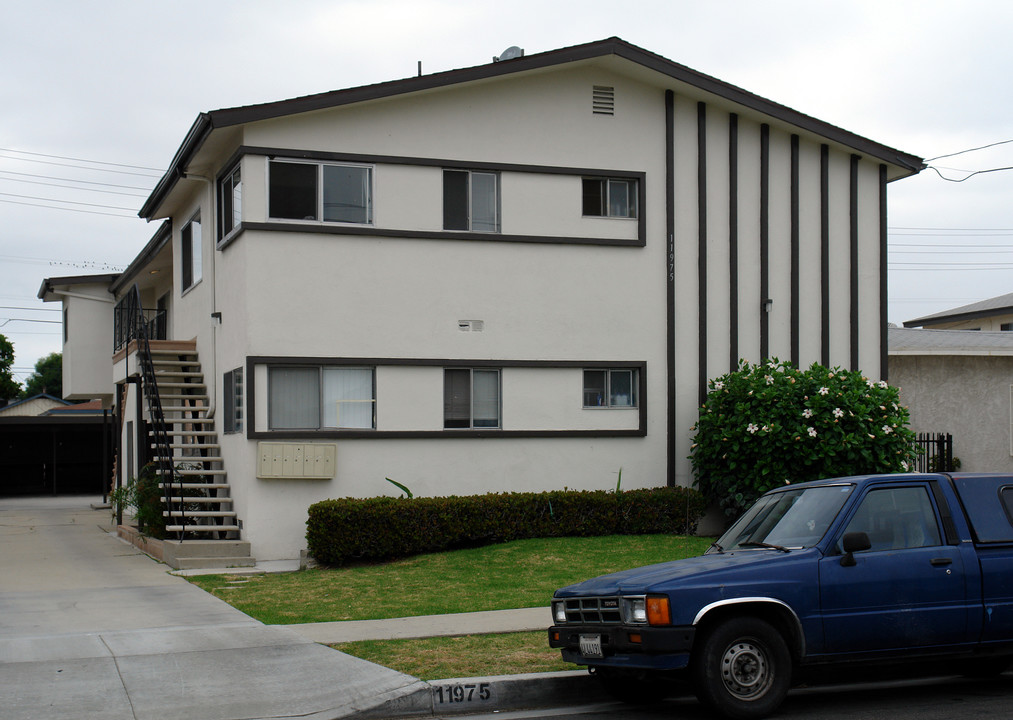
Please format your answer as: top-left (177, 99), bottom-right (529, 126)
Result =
top-left (472, 369), bottom-right (500, 427)
top-left (323, 367), bottom-right (374, 428)
top-left (471, 172), bottom-right (498, 232)
top-left (269, 367), bottom-right (319, 429)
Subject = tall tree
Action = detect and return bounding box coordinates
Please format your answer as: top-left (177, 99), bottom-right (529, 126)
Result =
top-left (0, 334), bottom-right (21, 400)
top-left (22, 352), bottom-right (62, 398)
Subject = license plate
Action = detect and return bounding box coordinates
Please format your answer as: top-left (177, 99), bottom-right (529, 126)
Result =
top-left (579, 633), bottom-right (604, 658)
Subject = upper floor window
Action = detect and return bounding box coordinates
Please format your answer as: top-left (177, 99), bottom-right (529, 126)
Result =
top-left (219, 163), bottom-right (242, 239)
top-left (582, 177), bottom-right (637, 218)
top-left (443, 169), bottom-right (499, 233)
top-left (583, 368), bottom-right (638, 408)
top-left (444, 368), bottom-right (500, 428)
top-left (224, 367), bottom-right (243, 434)
top-left (268, 160), bottom-right (372, 224)
top-left (181, 213), bottom-right (202, 292)
top-left (268, 365), bottom-right (375, 430)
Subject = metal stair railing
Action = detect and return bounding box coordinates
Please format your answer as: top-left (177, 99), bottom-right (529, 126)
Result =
top-left (123, 284), bottom-right (185, 539)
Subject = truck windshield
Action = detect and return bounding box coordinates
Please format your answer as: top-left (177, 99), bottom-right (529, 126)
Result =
top-left (714, 485), bottom-right (854, 551)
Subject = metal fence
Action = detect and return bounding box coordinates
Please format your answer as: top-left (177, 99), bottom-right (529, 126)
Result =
top-left (911, 432), bottom-right (955, 473)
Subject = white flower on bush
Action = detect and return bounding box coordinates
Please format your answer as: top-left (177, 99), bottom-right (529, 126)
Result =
top-left (807, 427), bottom-right (817, 437)
top-left (833, 408), bottom-right (844, 418)
top-left (714, 380), bottom-right (725, 390)
top-left (765, 375), bottom-right (774, 385)
top-left (802, 408), bottom-right (813, 418)
top-left (878, 380), bottom-right (888, 389)
top-left (901, 460), bottom-right (910, 472)
top-left (818, 387), bottom-right (829, 396)
top-left (882, 425), bottom-right (893, 434)
top-left (746, 423), bottom-right (759, 434)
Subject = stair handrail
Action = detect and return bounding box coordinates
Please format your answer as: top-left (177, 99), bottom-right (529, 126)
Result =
top-left (123, 284), bottom-right (184, 538)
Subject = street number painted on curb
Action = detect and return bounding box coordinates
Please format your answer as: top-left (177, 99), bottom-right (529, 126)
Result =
top-left (434, 682), bottom-right (493, 705)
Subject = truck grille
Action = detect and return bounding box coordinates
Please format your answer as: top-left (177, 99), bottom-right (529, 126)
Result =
top-left (561, 596), bottom-right (622, 624)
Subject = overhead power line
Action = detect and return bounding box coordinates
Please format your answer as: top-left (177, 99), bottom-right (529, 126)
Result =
top-left (0, 147), bottom-right (164, 173)
top-left (925, 139), bottom-right (1013, 163)
top-left (0, 153), bottom-right (162, 179)
top-left (0, 197), bottom-right (136, 218)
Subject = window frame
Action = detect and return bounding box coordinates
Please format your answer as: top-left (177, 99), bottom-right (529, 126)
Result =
top-left (443, 169), bottom-right (501, 233)
top-left (218, 162), bottom-right (242, 241)
top-left (583, 368), bottom-right (639, 409)
top-left (267, 364), bottom-right (376, 431)
top-left (582, 177), bottom-right (639, 219)
top-left (841, 485), bottom-right (943, 553)
top-left (181, 211), bottom-right (202, 293)
top-left (444, 367), bottom-right (501, 429)
top-left (267, 159), bottom-right (373, 226)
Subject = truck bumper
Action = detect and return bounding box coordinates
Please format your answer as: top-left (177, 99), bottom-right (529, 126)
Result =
top-left (548, 624), bottom-right (695, 670)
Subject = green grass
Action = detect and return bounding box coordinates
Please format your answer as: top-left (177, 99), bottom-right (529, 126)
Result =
top-left (332, 632), bottom-right (572, 680)
top-left (187, 534), bottom-right (713, 625)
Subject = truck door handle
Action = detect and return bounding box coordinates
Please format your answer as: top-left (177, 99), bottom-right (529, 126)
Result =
top-left (930, 558), bottom-right (953, 567)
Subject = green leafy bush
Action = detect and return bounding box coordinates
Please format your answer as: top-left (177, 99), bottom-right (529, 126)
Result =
top-left (110, 463), bottom-right (167, 538)
top-left (690, 359), bottom-right (919, 522)
top-left (306, 487), bottom-right (707, 566)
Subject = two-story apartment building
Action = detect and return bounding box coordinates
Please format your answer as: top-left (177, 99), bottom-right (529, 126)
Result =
top-left (43, 38), bottom-right (923, 565)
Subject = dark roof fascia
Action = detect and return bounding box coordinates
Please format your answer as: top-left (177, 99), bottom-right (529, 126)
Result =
top-left (38, 273), bottom-right (119, 300)
top-left (0, 394), bottom-right (70, 412)
top-left (0, 415), bottom-right (105, 426)
top-left (110, 219), bottom-right (172, 295)
top-left (139, 37), bottom-right (924, 220)
top-left (903, 305), bottom-right (1013, 328)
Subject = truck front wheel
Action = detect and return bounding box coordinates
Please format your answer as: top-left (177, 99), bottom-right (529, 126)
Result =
top-left (692, 617), bottom-right (792, 719)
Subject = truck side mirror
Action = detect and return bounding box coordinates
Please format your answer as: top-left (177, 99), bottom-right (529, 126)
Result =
top-left (840, 531), bottom-right (872, 567)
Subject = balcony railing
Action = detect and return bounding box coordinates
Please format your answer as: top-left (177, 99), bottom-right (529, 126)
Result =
top-left (114, 301), bottom-right (166, 352)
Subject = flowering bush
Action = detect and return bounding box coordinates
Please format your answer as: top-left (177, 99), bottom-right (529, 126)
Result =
top-left (690, 359), bottom-right (919, 521)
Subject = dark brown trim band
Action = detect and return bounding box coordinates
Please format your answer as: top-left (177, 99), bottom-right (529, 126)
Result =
top-left (820, 144), bottom-right (830, 366)
top-left (698, 102), bottom-right (708, 407)
top-left (728, 113), bottom-right (739, 372)
top-left (245, 356), bottom-right (648, 440)
top-left (850, 154), bottom-right (860, 370)
top-left (760, 124), bottom-right (770, 360)
top-left (790, 134), bottom-right (800, 367)
top-left (665, 90), bottom-right (676, 489)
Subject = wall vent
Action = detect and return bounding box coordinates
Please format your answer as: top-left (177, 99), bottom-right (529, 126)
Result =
top-left (592, 86), bottom-right (615, 115)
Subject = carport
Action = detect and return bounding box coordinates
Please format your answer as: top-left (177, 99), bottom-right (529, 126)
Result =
top-left (0, 414), bottom-right (112, 496)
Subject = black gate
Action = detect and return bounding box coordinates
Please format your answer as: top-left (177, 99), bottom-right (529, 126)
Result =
top-left (912, 432), bottom-right (955, 473)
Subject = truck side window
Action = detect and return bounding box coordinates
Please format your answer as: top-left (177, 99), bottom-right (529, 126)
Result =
top-left (843, 487), bottom-right (942, 552)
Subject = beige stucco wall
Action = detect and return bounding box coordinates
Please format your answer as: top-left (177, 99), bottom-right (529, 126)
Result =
top-left (130, 57), bottom-right (901, 561)
top-left (890, 354), bottom-right (1013, 472)
top-left (57, 286), bottom-right (114, 401)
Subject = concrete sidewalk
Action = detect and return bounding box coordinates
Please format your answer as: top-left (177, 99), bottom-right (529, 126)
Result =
top-left (0, 495), bottom-right (602, 720)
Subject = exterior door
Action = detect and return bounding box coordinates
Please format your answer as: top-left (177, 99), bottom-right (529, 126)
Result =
top-left (818, 484), bottom-right (970, 654)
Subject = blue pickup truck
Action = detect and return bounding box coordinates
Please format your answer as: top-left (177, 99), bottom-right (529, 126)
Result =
top-left (549, 473), bottom-right (1013, 718)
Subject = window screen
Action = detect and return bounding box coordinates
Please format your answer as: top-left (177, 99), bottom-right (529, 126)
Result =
top-left (269, 367), bottom-right (320, 429)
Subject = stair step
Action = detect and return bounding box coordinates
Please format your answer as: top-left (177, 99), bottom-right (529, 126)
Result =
top-left (163, 510), bottom-right (237, 518)
top-left (155, 371), bottom-right (204, 378)
top-left (158, 394), bottom-right (210, 401)
top-left (165, 443), bottom-right (220, 450)
top-left (165, 430), bottom-right (218, 436)
top-left (160, 406), bottom-right (210, 415)
top-left (163, 417), bottom-right (215, 424)
top-left (169, 556), bottom-right (256, 570)
top-left (157, 468), bottom-right (227, 476)
top-left (154, 456), bottom-right (224, 464)
top-left (159, 483), bottom-right (231, 490)
top-left (161, 496), bottom-right (232, 504)
top-left (151, 360), bottom-right (202, 367)
top-left (155, 382), bottom-right (207, 389)
top-left (166, 525), bottom-right (241, 533)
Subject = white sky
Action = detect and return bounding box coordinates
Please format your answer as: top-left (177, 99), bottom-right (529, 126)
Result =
top-left (2, 0), bottom-right (1011, 385)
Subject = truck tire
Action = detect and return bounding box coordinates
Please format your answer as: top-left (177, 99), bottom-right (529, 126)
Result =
top-left (692, 617), bottom-right (792, 719)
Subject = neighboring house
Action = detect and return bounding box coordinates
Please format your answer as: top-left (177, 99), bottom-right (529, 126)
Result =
top-left (42, 38), bottom-right (923, 565)
top-left (889, 326), bottom-right (1013, 473)
top-left (904, 291), bottom-right (1013, 332)
top-left (0, 394), bottom-right (70, 417)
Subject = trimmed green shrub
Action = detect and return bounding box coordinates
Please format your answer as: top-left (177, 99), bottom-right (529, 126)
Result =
top-left (306, 487), bottom-right (707, 566)
top-left (690, 359), bottom-right (919, 522)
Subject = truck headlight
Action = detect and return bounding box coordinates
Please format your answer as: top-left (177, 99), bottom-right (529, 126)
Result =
top-left (622, 597), bottom-right (648, 624)
top-left (552, 601), bottom-right (567, 624)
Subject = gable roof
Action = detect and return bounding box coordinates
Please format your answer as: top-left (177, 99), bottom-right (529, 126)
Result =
top-left (903, 291), bottom-right (1013, 328)
top-left (0, 394), bottom-right (70, 416)
top-left (140, 37), bottom-right (924, 220)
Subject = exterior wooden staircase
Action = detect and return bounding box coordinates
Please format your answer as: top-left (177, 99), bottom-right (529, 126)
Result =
top-left (145, 340), bottom-right (254, 569)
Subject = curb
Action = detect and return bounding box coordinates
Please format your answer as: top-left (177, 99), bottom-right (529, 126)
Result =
top-left (360, 670), bottom-right (609, 718)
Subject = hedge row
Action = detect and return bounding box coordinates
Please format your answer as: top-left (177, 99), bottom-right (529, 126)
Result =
top-left (306, 487), bottom-right (707, 566)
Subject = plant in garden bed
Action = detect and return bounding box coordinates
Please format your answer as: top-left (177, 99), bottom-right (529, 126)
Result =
top-left (110, 463), bottom-right (167, 538)
top-left (690, 359), bottom-right (919, 522)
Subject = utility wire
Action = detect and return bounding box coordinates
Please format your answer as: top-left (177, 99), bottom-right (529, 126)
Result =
top-left (0, 147), bottom-right (163, 172)
top-left (0, 198), bottom-right (136, 218)
top-left (0, 176), bottom-right (148, 198)
top-left (0, 153), bottom-right (162, 178)
top-left (925, 139), bottom-right (1013, 163)
top-left (926, 165), bottom-right (1013, 183)
top-left (0, 169), bottom-right (152, 191)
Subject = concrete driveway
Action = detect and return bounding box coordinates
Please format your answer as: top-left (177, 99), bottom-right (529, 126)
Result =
top-left (0, 495), bottom-right (427, 720)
